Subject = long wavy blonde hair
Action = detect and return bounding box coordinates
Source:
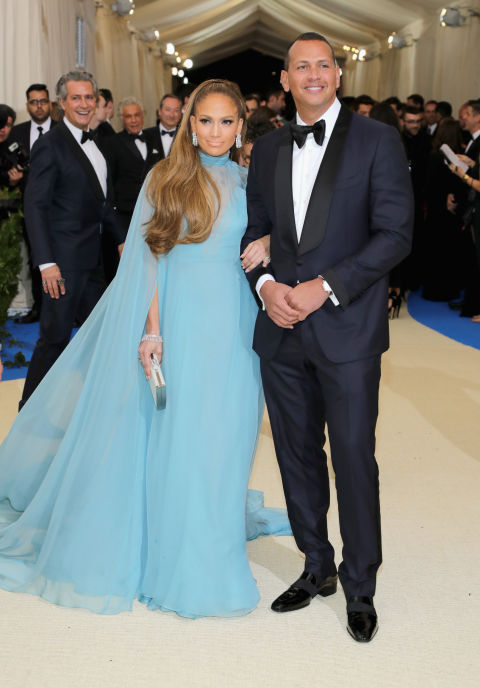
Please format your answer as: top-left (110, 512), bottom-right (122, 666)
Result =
top-left (145, 79), bottom-right (246, 256)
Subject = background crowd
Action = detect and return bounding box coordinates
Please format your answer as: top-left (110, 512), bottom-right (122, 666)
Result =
top-left (0, 77), bottom-right (479, 386)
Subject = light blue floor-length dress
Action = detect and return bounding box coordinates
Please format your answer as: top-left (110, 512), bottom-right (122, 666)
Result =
top-left (0, 151), bottom-right (290, 618)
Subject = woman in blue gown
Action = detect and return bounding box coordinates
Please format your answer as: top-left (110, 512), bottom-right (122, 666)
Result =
top-left (0, 79), bottom-right (290, 618)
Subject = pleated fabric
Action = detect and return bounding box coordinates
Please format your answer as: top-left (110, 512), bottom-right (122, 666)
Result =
top-left (0, 152), bottom-right (291, 618)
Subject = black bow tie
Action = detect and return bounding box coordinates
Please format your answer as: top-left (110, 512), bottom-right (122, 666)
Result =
top-left (290, 120), bottom-right (326, 148)
top-left (161, 129), bottom-right (175, 137)
top-left (127, 132), bottom-right (145, 143)
top-left (80, 130), bottom-right (95, 144)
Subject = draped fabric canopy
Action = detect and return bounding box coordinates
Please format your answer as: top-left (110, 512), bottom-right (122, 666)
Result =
top-left (128, 0), bottom-right (480, 109)
top-left (131, 0), bottom-right (444, 66)
top-left (1, 1), bottom-right (479, 125)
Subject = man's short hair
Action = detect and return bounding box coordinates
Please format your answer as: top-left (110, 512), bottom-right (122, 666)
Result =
top-left (353, 95), bottom-right (375, 111)
top-left (266, 88), bottom-right (284, 101)
top-left (56, 71), bottom-right (98, 101)
top-left (407, 93), bottom-right (425, 109)
top-left (467, 99), bottom-right (480, 117)
top-left (404, 105), bottom-right (424, 116)
top-left (159, 93), bottom-right (182, 108)
top-left (244, 93), bottom-right (260, 106)
top-left (425, 99), bottom-right (438, 108)
top-left (284, 32), bottom-right (337, 70)
top-left (245, 119), bottom-right (275, 144)
top-left (99, 88), bottom-right (113, 104)
top-left (26, 83), bottom-right (49, 99)
top-left (384, 96), bottom-right (402, 108)
top-left (436, 101), bottom-right (452, 119)
top-left (118, 96), bottom-right (144, 115)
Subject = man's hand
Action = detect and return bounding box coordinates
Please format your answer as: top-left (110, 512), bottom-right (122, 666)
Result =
top-left (118, 242), bottom-right (125, 258)
top-left (284, 278), bottom-right (330, 320)
top-left (40, 264), bottom-right (66, 299)
top-left (446, 193), bottom-right (457, 215)
top-left (8, 166), bottom-right (23, 186)
top-left (260, 281), bottom-right (299, 328)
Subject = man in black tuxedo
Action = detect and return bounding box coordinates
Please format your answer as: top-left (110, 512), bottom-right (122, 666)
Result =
top-left (241, 33), bottom-right (413, 642)
top-left (90, 88), bottom-right (116, 146)
top-left (20, 71), bottom-right (126, 409)
top-left (10, 84), bottom-right (57, 323)
top-left (102, 97), bottom-right (160, 282)
top-left (144, 94), bottom-right (181, 160)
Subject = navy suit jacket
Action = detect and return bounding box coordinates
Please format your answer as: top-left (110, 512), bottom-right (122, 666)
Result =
top-left (242, 106), bottom-right (414, 363)
top-left (24, 121), bottom-right (126, 271)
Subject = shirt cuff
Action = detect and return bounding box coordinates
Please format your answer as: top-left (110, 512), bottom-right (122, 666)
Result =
top-left (319, 276), bottom-right (340, 306)
top-left (256, 274), bottom-right (275, 310)
top-left (39, 262), bottom-right (56, 271)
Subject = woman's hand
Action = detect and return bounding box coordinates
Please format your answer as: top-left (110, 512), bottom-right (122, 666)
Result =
top-left (457, 154), bottom-right (475, 169)
top-left (448, 163), bottom-right (467, 179)
top-left (240, 235), bottom-right (271, 273)
top-left (138, 338), bottom-right (163, 380)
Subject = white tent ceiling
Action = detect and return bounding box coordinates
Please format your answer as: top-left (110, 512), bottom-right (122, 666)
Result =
top-left (130, 0), bottom-right (446, 66)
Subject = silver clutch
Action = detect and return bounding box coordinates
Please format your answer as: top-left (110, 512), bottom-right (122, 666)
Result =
top-left (149, 354), bottom-right (166, 409)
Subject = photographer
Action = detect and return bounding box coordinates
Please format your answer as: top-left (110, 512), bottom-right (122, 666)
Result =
top-left (0, 105), bottom-right (24, 189)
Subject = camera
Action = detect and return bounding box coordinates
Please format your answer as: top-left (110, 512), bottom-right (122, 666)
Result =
top-left (6, 141), bottom-right (30, 171)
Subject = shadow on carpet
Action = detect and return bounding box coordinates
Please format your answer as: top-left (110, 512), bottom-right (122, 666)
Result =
top-left (407, 291), bottom-right (480, 351)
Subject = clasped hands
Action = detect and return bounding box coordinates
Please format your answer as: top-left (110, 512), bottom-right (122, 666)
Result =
top-left (260, 278), bottom-right (330, 328)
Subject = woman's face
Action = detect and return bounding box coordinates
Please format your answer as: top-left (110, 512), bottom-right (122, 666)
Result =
top-left (0, 116), bottom-right (13, 143)
top-left (190, 93), bottom-right (243, 157)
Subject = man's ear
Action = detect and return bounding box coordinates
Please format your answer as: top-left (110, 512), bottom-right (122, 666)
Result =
top-left (280, 70), bottom-right (290, 93)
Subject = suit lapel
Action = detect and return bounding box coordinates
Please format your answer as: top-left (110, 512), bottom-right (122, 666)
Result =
top-left (119, 130), bottom-right (144, 162)
top-left (58, 122), bottom-right (105, 201)
top-left (274, 127), bottom-right (297, 254)
top-left (298, 105), bottom-right (353, 256)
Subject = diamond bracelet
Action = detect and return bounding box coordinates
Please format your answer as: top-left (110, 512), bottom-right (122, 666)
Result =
top-left (140, 334), bottom-right (163, 343)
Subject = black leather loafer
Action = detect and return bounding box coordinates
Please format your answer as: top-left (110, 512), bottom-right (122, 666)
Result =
top-left (14, 309), bottom-right (40, 324)
top-left (346, 596), bottom-right (378, 642)
top-left (271, 571), bottom-right (337, 613)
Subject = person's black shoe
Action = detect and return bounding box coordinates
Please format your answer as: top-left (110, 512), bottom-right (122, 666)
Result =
top-left (271, 571), bottom-right (337, 613)
top-left (448, 300), bottom-right (464, 311)
top-left (346, 596), bottom-right (378, 642)
top-left (14, 309), bottom-right (40, 324)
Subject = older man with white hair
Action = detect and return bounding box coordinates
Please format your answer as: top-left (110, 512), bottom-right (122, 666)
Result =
top-left (102, 96), bottom-right (160, 281)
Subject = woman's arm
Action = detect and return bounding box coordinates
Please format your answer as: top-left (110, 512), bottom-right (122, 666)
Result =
top-left (138, 287), bottom-right (162, 379)
top-left (449, 163), bottom-right (480, 192)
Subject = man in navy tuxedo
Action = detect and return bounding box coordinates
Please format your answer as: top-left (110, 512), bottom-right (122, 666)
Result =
top-left (241, 33), bottom-right (413, 642)
top-left (20, 71), bottom-right (126, 409)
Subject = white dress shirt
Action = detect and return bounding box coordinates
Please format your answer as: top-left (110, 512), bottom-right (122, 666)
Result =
top-left (159, 123), bottom-right (176, 156)
top-left (40, 117), bottom-right (108, 272)
top-left (30, 117), bottom-right (52, 149)
top-left (134, 133), bottom-right (147, 160)
top-left (256, 98), bottom-right (342, 306)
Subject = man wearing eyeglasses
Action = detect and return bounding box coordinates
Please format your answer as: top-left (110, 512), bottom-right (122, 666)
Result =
top-left (11, 84), bottom-right (56, 153)
top-left (10, 84), bottom-right (58, 324)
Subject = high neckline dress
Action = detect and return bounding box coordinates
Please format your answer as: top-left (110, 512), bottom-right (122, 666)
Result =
top-left (0, 152), bottom-right (290, 618)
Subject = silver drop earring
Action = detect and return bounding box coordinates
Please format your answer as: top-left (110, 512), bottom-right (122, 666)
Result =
top-left (192, 131), bottom-right (198, 147)
top-left (235, 133), bottom-right (242, 149)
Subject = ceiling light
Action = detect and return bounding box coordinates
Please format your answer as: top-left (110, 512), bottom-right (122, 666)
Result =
top-left (176, 56), bottom-right (181, 63)
top-left (388, 32), bottom-right (410, 49)
top-left (440, 7), bottom-right (480, 27)
top-left (140, 29), bottom-right (159, 42)
top-left (171, 67), bottom-right (178, 76)
top-left (165, 43), bottom-right (175, 55)
top-left (110, 0), bottom-right (135, 16)
top-left (183, 77), bottom-right (189, 84)
top-left (178, 69), bottom-right (184, 78)
top-left (184, 59), bottom-right (193, 69)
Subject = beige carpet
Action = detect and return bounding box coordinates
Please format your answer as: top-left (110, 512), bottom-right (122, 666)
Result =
top-left (0, 310), bottom-right (479, 688)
